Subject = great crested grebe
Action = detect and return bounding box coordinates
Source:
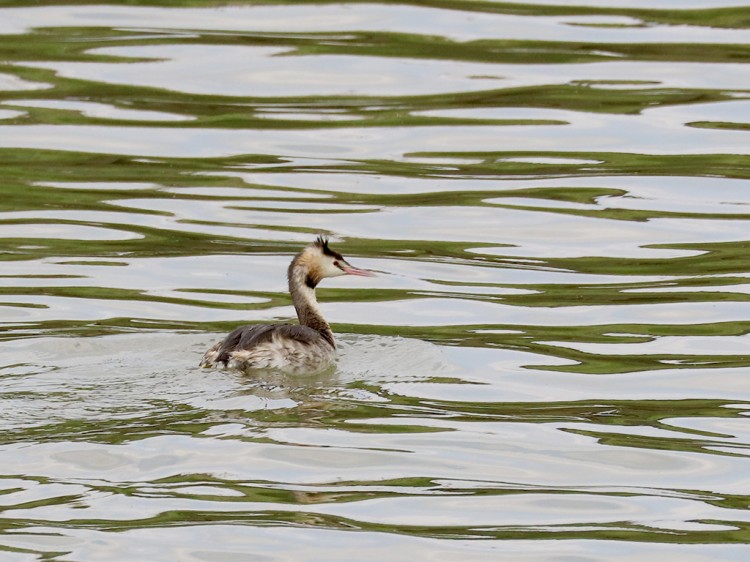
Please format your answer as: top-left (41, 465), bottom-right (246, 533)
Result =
top-left (200, 236), bottom-right (374, 374)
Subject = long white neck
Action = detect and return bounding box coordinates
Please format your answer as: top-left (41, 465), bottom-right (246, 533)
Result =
top-left (288, 260), bottom-right (335, 348)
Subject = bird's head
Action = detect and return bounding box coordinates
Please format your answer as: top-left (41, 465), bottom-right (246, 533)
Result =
top-left (291, 235), bottom-right (375, 289)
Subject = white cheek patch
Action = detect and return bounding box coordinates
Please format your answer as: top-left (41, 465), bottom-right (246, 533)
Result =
top-left (321, 259), bottom-right (346, 278)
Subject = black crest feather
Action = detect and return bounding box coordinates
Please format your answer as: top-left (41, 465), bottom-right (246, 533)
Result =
top-left (314, 235), bottom-right (330, 251)
top-left (313, 234), bottom-right (343, 260)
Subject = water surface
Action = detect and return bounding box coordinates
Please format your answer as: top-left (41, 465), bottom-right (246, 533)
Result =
top-left (1, 1), bottom-right (750, 560)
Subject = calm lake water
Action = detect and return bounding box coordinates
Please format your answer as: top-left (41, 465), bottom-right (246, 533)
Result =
top-left (2, 1), bottom-right (750, 560)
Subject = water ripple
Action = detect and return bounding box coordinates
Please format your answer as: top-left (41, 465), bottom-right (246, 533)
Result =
top-left (1, 1), bottom-right (750, 560)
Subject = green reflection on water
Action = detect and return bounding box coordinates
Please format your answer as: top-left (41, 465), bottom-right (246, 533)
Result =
top-left (2, 0), bottom-right (750, 556)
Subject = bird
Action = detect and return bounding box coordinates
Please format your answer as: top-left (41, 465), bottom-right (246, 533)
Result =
top-left (200, 236), bottom-right (374, 374)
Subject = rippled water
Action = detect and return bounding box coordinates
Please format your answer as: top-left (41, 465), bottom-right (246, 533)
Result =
top-left (2, 1), bottom-right (750, 560)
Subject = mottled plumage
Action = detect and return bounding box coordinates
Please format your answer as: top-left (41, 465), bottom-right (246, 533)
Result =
top-left (201, 236), bottom-right (373, 374)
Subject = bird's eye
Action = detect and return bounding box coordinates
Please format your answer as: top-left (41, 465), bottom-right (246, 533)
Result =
top-left (333, 260), bottom-right (340, 267)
